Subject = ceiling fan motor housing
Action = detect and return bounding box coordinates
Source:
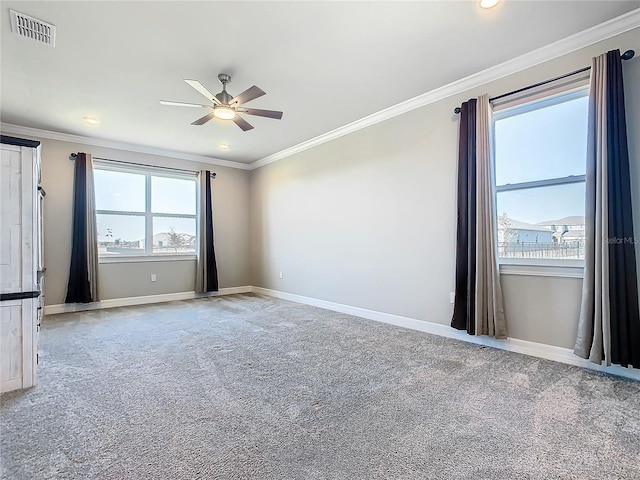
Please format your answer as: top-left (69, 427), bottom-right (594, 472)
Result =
top-left (216, 73), bottom-right (233, 104)
top-left (216, 91), bottom-right (232, 105)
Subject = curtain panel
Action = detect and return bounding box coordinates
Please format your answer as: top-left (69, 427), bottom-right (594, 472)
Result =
top-left (475, 94), bottom-right (507, 338)
top-left (65, 152), bottom-right (99, 303)
top-left (575, 49), bottom-right (640, 368)
top-left (452, 99), bottom-right (477, 334)
top-left (452, 96), bottom-right (507, 338)
top-left (195, 170), bottom-right (219, 293)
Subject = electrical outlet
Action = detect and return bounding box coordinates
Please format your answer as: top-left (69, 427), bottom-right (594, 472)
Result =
top-left (151, 274), bottom-right (157, 282)
top-left (450, 292), bottom-right (455, 304)
top-left (279, 271), bottom-right (283, 279)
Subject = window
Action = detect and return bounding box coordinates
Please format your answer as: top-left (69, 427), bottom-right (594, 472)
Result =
top-left (493, 85), bottom-right (589, 263)
top-left (94, 162), bottom-right (197, 259)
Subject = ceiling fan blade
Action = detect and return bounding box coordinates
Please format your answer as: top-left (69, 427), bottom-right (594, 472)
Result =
top-left (237, 107), bottom-right (283, 120)
top-left (160, 100), bottom-right (211, 108)
top-left (184, 79), bottom-right (221, 105)
top-left (232, 115), bottom-right (254, 131)
top-left (230, 85), bottom-right (266, 106)
top-left (191, 112), bottom-right (216, 126)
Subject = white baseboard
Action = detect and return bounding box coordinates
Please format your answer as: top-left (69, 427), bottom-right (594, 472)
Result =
top-left (251, 287), bottom-right (640, 381)
top-left (43, 286), bottom-right (252, 315)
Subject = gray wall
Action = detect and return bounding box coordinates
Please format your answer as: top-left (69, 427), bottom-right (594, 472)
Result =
top-left (250, 29), bottom-right (640, 350)
top-left (36, 138), bottom-right (251, 304)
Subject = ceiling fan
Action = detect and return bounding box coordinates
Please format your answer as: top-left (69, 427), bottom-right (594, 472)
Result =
top-left (160, 74), bottom-right (283, 131)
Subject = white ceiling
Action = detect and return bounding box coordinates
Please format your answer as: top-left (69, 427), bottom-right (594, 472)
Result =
top-left (1, 1), bottom-right (638, 165)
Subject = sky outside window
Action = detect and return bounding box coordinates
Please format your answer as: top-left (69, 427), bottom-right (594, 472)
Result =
top-left (94, 169), bottom-right (146, 212)
top-left (494, 93), bottom-right (588, 226)
top-left (497, 182), bottom-right (586, 225)
top-left (495, 94), bottom-right (588, 186)
top-left (151, 176), bottom-right (196, 215)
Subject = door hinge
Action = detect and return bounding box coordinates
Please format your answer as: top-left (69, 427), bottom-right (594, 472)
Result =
top-left (36, 353), bottom-right (39, 365)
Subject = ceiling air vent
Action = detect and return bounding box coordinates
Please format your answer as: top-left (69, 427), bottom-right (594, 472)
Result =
top-left (9, 10), bottom-right (56, 47)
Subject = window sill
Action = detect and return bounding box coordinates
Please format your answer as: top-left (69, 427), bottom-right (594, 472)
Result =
top-left (99, 255), bottom-right (197, 264)
top-left (499, 260), bottom-right (584, 279)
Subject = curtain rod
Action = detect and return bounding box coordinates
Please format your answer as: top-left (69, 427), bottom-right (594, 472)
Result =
top-left (453, 49), bottom-right (635, 114)
top-left (69, 153), bottom-right (216, 178)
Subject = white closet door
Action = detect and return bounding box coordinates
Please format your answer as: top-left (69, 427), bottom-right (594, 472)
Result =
top-left (1, 145), bottom-right (23, 293)
top-left (1, 143), bottom-right (39, 392)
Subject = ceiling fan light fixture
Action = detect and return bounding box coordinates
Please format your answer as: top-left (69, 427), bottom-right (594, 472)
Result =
top-left (213, 106), bottom-right (235, 120)
top-left (479, 0), bottom-right (500, 8)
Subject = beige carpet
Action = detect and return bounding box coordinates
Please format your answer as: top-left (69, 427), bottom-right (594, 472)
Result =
top-left (1, 293), bottom-right (639, 479)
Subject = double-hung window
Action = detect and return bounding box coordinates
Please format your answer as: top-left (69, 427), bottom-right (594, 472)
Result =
top-left (94, 161), bottom-right (197, 260)
top-left (492, 76), bottom-right (590, 266)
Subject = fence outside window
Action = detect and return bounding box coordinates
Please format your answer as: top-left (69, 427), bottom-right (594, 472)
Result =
top-left (498, 240), bottom-right (585, 259)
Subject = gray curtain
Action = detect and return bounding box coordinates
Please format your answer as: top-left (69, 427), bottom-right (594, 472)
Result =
top-left (475, 94), bottom-right (507, 338)
top-left (195, 170), bottom-right (219, 293)
top-left (452, 94), bottom-right (507, 338)
top-left (65, 152), bottom-right (99, 303)
top-left (85, 155), bottom-right (98, 301)
top-left (574, 50), bottom-right (640, 368)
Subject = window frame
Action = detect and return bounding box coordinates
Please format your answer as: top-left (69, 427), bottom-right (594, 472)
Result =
top-left (93, 160), bottom-right (198, 263)
top-left (491, 79), bottom-right (590, 272)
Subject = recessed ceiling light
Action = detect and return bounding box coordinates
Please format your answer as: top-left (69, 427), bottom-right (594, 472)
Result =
top-left (218, 143), bottom-right (230, 151)
top-left (83, 116), bottom-right (100, 126)
top-left (479, 0), bottom-right (500, 8)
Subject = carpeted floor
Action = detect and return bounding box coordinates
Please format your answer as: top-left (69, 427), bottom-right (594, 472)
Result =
top-left (1, 293), bottom-right (639, 479)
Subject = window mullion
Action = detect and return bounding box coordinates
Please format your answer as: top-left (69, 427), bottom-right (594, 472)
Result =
top-left (96, 209), bottom-right (145, 216)
top-left (151, 213), bottom-right (197, 219)
top-left (497, 175), bottom-right (586, 193)
top-left (146, 173), bottom-right (152, 255)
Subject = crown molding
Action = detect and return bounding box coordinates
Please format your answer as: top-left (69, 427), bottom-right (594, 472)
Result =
top-left (0, 123), bottom-right (253, 170)
top-left (250, 8), bottom-right (640, 170)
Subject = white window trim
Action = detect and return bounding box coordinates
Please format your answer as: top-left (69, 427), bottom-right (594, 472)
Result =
top-left (499, 263), bottom-right (584, 279)
top-left (93, 160), bottom-right (198, 262)
top-left (492, 79), bottom-right (589, 275)
top-left (99, 255), bottom-right (197, 264)
top-left (491, 73), bottom-right (590, 114)
top-left (499, 257), bottom-right (584, 278)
